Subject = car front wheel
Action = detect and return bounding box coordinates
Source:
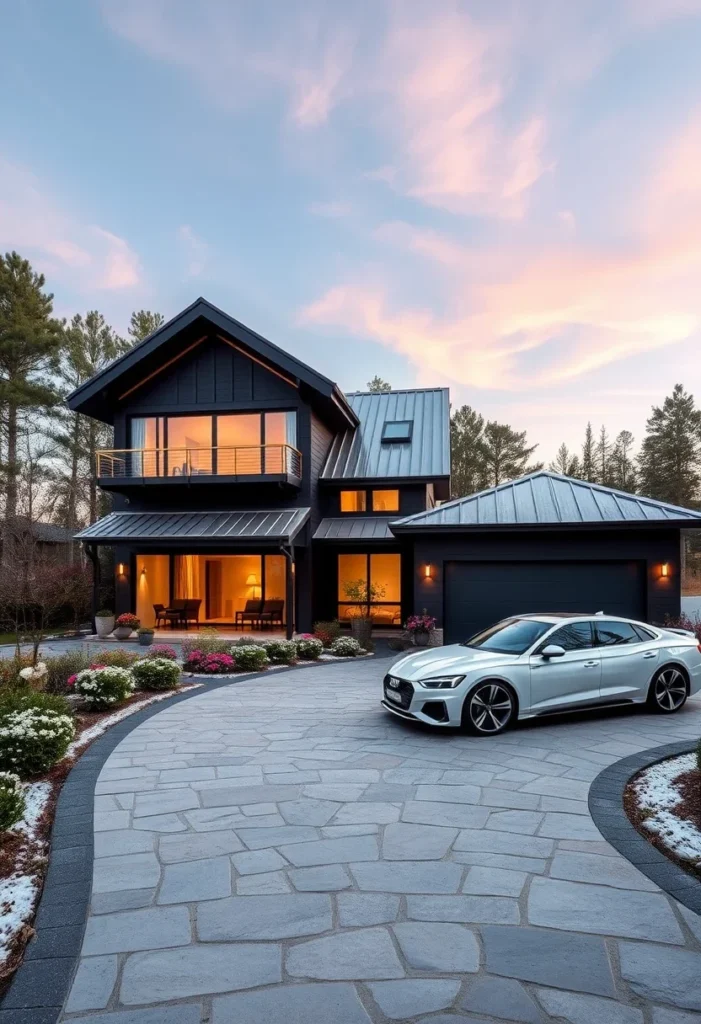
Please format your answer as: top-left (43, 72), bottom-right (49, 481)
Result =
top-left (647, 666), bottom-right (688, 714)
top-left (462, 681), bottom-right (516, 736)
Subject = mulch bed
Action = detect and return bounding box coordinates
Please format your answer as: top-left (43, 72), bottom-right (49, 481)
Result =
top-left (624, 765), bottom-right (701, 882)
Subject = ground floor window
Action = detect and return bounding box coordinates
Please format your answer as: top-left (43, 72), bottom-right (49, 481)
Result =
top-left (135, 553), bottom-right (286, 626)
top-left (337, 552), bottom-right (401, 625)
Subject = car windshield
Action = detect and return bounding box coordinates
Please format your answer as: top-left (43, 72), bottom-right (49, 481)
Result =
top-left (462, 618), bottom-right (553, 655)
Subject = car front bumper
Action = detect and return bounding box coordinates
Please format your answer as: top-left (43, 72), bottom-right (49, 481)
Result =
top-left (382, 674), bottom-right (465, 727)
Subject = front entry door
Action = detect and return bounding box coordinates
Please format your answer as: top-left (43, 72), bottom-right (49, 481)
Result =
top-left (529, 620), bottom-right (601, 712)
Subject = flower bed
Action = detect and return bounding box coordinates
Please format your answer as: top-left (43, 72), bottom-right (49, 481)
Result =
top-left (626, 751), bottom-right (701, 876)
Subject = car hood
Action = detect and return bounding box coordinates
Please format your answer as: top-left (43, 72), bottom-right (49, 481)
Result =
top-left (389, 643), bottom-right (519, 681)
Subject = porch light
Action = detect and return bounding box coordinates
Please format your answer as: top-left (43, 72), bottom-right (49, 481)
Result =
top-left (660, 562), bottom-right (670, 578)
top-left (117, 563), bottom-right (127, 577)
top-left (424, 564), bottom-right (433, 580)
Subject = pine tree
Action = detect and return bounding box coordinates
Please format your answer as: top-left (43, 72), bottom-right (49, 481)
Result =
top-left (366, 375), bottom-right (392, 393)
top-left (549, 443), bottom-right (581, 477)
top-left (450, 405), bottom-right (487, 497)
top-left (128, 310), bottom-right (164, 344)
top-left (595, 425), bottom-right (613, 486)
top-left (610, 430), bottom-right (637, 492)
top-left (481, 421), bottom-right (540, 487)
top-left (638, 384), bottom-right (701, 507)
top-left (581, 422), bottom-right (596, 482)
top-left (0, 253), bottom-right (62, 560)
top-left (50, 312), bottom-right (130, 538)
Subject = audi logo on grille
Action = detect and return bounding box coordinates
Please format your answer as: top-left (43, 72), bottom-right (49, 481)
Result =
top-left (388, 677), bottom-right (400, 688)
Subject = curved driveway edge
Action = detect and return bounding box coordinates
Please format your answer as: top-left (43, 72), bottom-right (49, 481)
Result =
top-left (589, 739), bottom-right (701, 914)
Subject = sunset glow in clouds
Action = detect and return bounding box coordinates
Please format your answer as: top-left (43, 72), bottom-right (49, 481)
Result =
top-left (3, 1), bottom-right (701, 456)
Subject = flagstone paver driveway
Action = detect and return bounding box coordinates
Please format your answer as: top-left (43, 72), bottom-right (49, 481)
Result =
top-left (59, 654), bottom-right (701, 1023)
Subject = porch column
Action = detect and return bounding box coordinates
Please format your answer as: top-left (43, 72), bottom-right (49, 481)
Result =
top-left (83, 543), bottom-right (100, 633)
top-left (282, 546), bottom-right (295, 640)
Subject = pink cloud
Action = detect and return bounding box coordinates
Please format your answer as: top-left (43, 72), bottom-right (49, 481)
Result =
top-left (0, 157), bottom-right (141, 292)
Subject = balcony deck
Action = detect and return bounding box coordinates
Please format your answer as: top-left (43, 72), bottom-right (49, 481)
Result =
top-left (95, 444), bottom-right (302, 488)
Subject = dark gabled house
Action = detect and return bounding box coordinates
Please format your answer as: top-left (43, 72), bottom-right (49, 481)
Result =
top-left (69, 298), bottom-right (699, 642)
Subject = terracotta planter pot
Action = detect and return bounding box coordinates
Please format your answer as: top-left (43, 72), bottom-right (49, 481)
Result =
top-left (95, 616), bottom-right (114, 638)
top-left (113, 627), bottom-right (134, 640)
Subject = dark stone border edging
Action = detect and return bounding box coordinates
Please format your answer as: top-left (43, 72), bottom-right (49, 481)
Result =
top-left (0, 649), bottom-right (383, 1024)
top-left (589, 739), bottom-right (701, 915)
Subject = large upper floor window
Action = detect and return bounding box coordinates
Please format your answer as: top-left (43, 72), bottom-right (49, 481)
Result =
top-left (340, 490), bottom-right (367, 512)
top-left (372, 489), bottom-right (400, 512)
top-left (128, 411), bottom-right (297, 477)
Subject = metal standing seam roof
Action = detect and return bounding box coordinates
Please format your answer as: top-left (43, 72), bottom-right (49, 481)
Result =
top-left (313, 517), bottom-right (399, 541)
top-left (391, 472), bottom-right (701, 530)
top-left (75, 509), bottom-right (311, 543)
top-left (321, 389), bottom-right (450, 482)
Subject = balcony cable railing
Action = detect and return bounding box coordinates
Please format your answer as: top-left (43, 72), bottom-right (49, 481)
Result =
top-left (95, 444), bottom-right (302, 479)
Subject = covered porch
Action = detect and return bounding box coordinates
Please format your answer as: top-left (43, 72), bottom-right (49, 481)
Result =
top-left (77, 508), bottom-right (311, 640)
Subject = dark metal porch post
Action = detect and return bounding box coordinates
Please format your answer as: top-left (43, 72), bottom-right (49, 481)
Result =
top-left (84, 543), bottom-right (100, 633)
top-left (281, 545), bottom-right (295, 640)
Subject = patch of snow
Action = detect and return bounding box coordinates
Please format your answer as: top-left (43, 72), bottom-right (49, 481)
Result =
top-left (633, 753), bottom-right (701, 864)
top-left (0, 781), bottom-right (52, 965)
top-left (319, 652), bottom-right (373, 661)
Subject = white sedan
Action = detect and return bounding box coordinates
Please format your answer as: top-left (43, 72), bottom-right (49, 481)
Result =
top-left (382, 613), bottom-right (701, 735)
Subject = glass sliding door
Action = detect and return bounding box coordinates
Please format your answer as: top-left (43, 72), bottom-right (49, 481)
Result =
top-left (264, 412), bottom-right (297, 473)
top-left (166, 416), bottom-right (212, 476)
top-left (130, 417), bottom-right (164, 476)
top-left (217, 414), bottom-right (262, 474)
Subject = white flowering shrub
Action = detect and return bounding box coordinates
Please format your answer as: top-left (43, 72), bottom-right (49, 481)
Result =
top-left (0, 709), bottom-right (75, 776)
top-left (296, 637), bottom-right (323, 660)
top-left (0, 771), bottom-right (25, 831)
top-left (73, 666), bottom-right (135, 709)
top-left (233, 645), bottom-right (269, 672)
top-left (329, 636), bottom-right (364, 657)
top-left (18, 662), bottom-right (48, 686)
top-left (131, 658), bottom-right (181, 691)
top-left (262, 639), bottom-right (298, 664)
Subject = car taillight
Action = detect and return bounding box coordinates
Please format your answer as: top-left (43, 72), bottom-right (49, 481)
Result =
top-left (697, 644), bottom-right (701, 654)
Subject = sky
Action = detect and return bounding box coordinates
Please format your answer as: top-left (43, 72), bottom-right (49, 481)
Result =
top-left (2, 1), bottom-right (701, 463)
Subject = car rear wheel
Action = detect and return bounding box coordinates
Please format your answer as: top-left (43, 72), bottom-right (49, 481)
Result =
top-left (462, 681), bottom-right (515, 736)
top-left (647, 666), bottom-right (688, 714)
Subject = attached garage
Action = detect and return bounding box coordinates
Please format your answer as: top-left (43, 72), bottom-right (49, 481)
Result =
top-left (391, 471), bottom-right (701, 646)
top-left (443, 559), bottom-right (646, 643)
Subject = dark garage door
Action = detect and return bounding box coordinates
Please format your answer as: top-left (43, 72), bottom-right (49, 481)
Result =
top-left (444, 560), bottom-right (646, 644)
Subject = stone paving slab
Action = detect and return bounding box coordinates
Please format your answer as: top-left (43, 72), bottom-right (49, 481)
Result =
top-left (53, 654), bottom-right (701, 1023)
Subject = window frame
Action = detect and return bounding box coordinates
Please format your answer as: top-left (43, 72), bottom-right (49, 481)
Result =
top-left (535, 620), bottom-right (595, 654)
top-left (371, 489), bottom-right (400, 513)
top-left (340, 489), bottom-right (368, 513)
top-left (381, 420), bottom-right (413, 443)
top-left (593, 619), bottom-right (642, 648)
top-left (337, 551), bottom-right (402, 622)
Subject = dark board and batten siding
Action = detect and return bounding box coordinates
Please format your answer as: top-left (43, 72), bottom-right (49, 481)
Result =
top-left (412, 529), bottom-right (681, 644)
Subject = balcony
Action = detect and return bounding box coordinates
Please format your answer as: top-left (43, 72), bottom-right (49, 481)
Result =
top-left (95, 445), bottom-right (302, 489)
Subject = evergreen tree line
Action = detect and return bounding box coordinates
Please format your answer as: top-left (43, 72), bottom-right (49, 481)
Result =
top-left (451, 383), bottom-right (701, 507)
top-left (0, 250), bottom-right (164, 560)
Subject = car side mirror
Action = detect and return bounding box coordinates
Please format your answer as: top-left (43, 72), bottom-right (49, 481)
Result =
top-left (541, 644), bottom-right (566, 659)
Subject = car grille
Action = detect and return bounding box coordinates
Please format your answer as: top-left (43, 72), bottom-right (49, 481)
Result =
top-left (383, 674), bottom-right (414, 710)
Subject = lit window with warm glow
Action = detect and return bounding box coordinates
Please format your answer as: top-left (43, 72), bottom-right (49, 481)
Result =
top-left (372, 489), bottom-right (400, 512)
top-left (340, 490), bottom-right (367, 512)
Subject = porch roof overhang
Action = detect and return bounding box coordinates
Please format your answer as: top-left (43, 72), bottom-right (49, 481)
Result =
top-left (76, 508), bottom-right (310, 546)
top-left (313, 517), bottom-right (399, 542)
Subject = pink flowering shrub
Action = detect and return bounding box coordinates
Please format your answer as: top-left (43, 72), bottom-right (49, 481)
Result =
top-left (146, 645), bottom-right (178, 661)
top-left (183, 650), bottom-right (236, 674)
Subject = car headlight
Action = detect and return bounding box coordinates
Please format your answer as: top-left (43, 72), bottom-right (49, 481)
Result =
top-left (417, 675), bottom-right (465, 689)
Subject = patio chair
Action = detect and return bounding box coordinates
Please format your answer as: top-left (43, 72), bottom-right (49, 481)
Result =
top-left (164, 600), bottom-right (186, 628)
top-left (182, 599), bottom-right (201, 628)
top-left (258, 599), bottom-right (284, 630)
top-left (153, 604), bottom-right (168, 628)
top-left (236, 600), bottom-right (263, 630)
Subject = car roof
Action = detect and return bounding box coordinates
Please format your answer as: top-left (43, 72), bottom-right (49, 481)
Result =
top-left (514, 613), bottom-right (655, 628)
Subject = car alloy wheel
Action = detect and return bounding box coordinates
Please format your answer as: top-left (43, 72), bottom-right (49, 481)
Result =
top-left (465, 682), bottom-right (514, 735)
top-left (651, 667), bottom-right (687, 713)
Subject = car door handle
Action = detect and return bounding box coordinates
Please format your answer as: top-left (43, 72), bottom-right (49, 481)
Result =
top-left (583, 660), bottom-right (599, 667)
top-left (642, 652), bottom-right (656, 659)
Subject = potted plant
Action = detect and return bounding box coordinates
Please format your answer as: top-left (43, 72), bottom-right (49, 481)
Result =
top-left (342, 578), bottom-right (386, 648)
top-left (406, 612), bottom-right (437, 647)
top-left (95, 608), bottom-right (115, 638)
top-left (113, 613), bottom-right (140, 640)
top-left (137, 627), bottom-right (155, 647)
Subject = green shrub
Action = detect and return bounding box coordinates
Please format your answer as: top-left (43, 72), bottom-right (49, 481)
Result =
top-left (296, 637), bottom-right (324, 660)
top-left (132, 658), bottom-right (181, 691)
top-left (0, 688), bottom-right (71, 719)
top-left (263, 639), bottom-right (297, 664)
top-left (329, 636), bottom-right (364, 657)
top-left (0, 708), bottom-right (75, 776)
top-left (91, 648), bottom-right (140, 669)
top-left (231, 637), bottom-right (265, 648)
top-left (182, 634), bottom-right (232, 658)
top-left (313, 620), bottom-right (342, 648)
top-left (73, 667), bottom-right (134, 709)
top-left (234, 646), bottom-right (269, 672)
top-left (0, 772), bottom-right (25, 831)
top-left (44, 650), bottom-right (92, 694)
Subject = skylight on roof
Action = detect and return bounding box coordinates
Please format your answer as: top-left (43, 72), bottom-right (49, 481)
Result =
top-left (381, 420), bottom-right (413, 443)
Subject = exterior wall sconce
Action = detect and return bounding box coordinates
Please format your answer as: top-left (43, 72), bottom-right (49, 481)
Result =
top-left (117, 563), bottom-right (127, 577)
top-left (140, 566), bottom-right (147, 577)
top-left (424, 564), bottom-right (433, 580)
top-left (660, 563), bottom-right (670, 579)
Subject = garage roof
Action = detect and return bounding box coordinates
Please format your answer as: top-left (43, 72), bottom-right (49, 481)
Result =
top-left (313, 517), bottom-right (397, 541)
top-left (392, 472), bottom-right (701, 531)
top-left (76, 508), bottom-right (310, 544)
top-left (321, 388), bottom-right (450, 483)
